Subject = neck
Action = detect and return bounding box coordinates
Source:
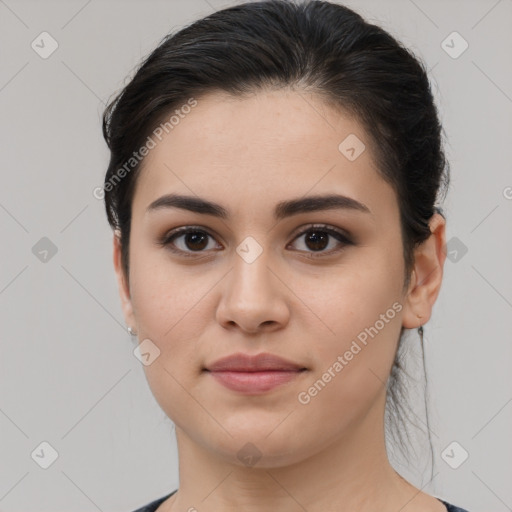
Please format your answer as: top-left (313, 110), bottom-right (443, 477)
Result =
top-left (164, 389), bottom-right (425, 512)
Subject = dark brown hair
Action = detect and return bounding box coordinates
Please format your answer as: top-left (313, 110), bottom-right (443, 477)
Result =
top-left (102, 0), bottom-right (450, 473)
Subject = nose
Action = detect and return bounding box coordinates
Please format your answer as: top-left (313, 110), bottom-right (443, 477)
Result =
top-left (215, 248), bottom-right (290, 334)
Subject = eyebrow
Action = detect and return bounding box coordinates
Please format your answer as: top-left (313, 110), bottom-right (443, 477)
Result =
top-left (146, 193), bottom-right (372, 220)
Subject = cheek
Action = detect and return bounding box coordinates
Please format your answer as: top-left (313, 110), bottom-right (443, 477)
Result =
top-left (292, 276), bottom-right (403, 436)
top-left (128, 253), bottom-right (213, 427)
top-left (129, 246), bottom-right (208, 338)
top-left (295, 261), bottom-right (404, 386)
top-left (295, 259), bottom-right (402, 333)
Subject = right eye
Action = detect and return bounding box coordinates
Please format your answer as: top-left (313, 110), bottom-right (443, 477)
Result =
top-left (160, 226), bottom-right (222, 258)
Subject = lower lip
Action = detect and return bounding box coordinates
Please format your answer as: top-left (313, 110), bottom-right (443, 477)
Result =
top-left (206, 370), bottom-right (305, 394)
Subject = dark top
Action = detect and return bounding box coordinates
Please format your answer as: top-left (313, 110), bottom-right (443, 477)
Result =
top-left (130, 489), bottom-right (471, 512)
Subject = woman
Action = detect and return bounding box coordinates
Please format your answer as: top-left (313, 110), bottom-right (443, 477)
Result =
top-left (101, 1), bottom-right (469, 511)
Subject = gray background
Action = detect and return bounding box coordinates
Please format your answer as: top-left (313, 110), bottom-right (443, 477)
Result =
top-left (0, 0), bottom-right (511, 511)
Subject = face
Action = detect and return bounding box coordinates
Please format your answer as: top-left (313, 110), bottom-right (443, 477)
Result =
top-left (113, 88), bottom-right (445, 467)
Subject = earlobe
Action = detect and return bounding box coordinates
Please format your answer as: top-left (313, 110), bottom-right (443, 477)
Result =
top-left (112, 231), bottom-right (136, 330)
top-left (401, 213), bottom-right (447, 330)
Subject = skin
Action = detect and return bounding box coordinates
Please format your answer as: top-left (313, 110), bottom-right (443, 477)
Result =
top-left (113, 89), bottom-right (447, 512)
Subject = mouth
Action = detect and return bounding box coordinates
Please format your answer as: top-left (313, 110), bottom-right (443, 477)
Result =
top-left (203, 368), bottom-right (308, 394)
top-left (202, 352), bottom-right (308, 394)
top-left (204, 352), bottom-right (307, 372)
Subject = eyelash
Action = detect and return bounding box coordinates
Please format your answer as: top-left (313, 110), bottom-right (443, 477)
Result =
top-left (158, 224), bottom-right (353, 260)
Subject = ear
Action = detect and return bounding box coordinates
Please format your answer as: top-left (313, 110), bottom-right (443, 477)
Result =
top-left (401, 212), bottom-right (447, 329)
top-left (112, 230), bottom-right (136, 332)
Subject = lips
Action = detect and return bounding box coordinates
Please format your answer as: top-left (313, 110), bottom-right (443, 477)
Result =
top-left (203, 352), bottom-right (308, 394)
top-left (204, 352), bottom-right (307, 372)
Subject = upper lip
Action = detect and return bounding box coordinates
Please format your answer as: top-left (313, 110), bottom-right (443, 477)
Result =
top-left (204, 352), bottom-right (307, 372)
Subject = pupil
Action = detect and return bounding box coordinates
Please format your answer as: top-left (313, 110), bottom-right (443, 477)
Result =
top-left (186, 232), bottom-right (208, 250)
top-left (306, 231), bottom-right (328, 251)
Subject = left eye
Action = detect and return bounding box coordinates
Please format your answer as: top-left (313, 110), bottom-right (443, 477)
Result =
top-left (160, 224), bottom-right (352, 258)
top-left (288, 224), bottom-right (352, 257)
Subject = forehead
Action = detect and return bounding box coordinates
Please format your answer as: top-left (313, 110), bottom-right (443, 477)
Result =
top-left (132, 89), bottom-right (397, 221)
